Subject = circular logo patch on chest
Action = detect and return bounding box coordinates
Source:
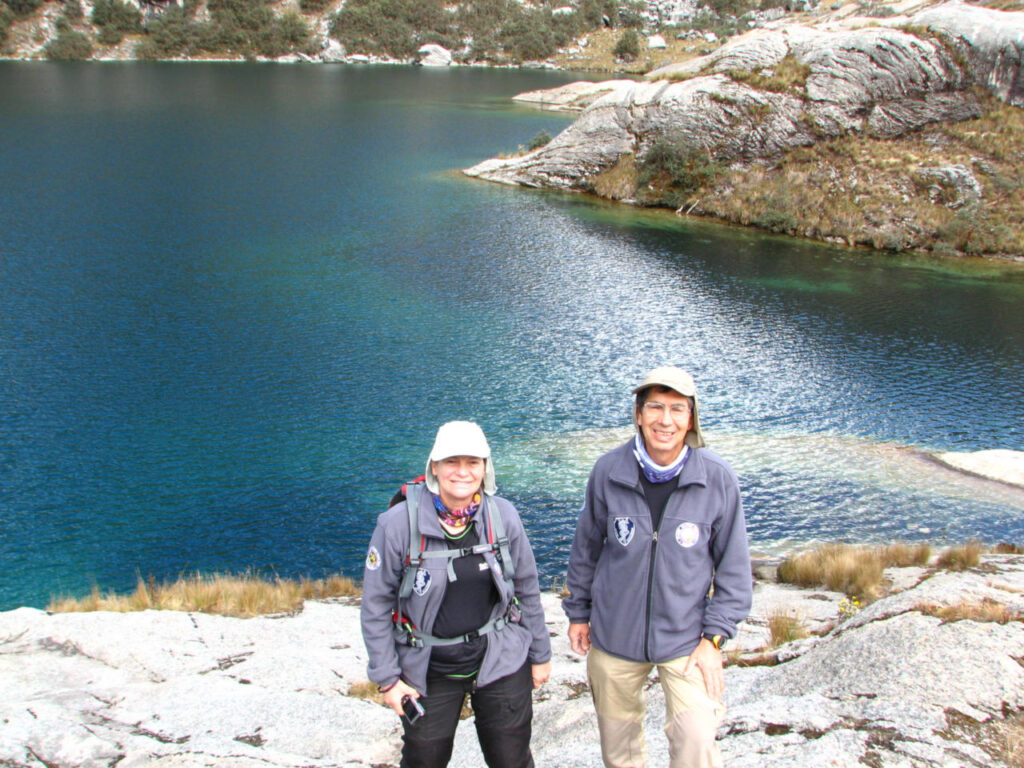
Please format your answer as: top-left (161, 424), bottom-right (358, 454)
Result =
top-left (675, 522), bottom-right (700, 548)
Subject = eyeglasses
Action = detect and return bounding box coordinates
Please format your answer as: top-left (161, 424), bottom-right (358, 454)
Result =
top-left (641, 401), bottom-right (691, 419)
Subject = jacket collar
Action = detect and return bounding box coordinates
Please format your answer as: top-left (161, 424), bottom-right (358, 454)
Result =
top-left (607, 439), bottom-right (708, 491)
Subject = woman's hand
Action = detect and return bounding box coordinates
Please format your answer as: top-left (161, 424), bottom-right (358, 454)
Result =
top-left (381, 679), bottom-right (420, 717)
top-left (531, 661), bottom-right (552, 688)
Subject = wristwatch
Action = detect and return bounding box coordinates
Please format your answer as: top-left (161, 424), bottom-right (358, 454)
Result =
top-left (701, 632), bottom-right (726, 650)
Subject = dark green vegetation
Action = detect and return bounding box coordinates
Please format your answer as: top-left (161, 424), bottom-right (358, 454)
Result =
top-left (91, 0), bottom-right (141, 45)
top-left (136, 0), bottom-right (313, 60)
top-left (612, 28), bottom-right (641, 61)
top-left (44, 27), bottom-right (92, 59)
top-left (636, 133), bottom-right (727, 209)
top-left (329, 0), bottom-right (632, 64)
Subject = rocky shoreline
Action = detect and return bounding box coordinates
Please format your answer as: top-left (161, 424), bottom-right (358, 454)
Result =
top-left (465, 1), bottom-right (1024, 261)
top-left (2, 548), bottom-right (1023, 768)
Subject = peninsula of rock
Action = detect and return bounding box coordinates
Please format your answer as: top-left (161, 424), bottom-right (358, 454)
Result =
top-left (465, 1), bottom-right (1024, 260)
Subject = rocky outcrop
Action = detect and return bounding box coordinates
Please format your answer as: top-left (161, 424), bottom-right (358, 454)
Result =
top-left (2, 555), bottom-right (1022, 767)
top-left (464, 2), bottom-right (1024, 191)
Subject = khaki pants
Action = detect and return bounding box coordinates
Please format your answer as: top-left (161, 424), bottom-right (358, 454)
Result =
top-left (588, 647), bottom-right (725, 768)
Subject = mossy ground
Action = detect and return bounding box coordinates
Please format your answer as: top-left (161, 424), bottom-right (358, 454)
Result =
top-left (604, 94), bottom-right (1024, 260)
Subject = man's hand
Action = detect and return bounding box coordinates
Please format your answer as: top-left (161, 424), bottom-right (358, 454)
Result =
top-left (381, 679), bottom-right (420, 717)
top-left (568, 622), bottom-right (591, 656)
top-left (531, 661), bottom-right (552, 688)
top-left (683, 638), bottom-right (725, 702)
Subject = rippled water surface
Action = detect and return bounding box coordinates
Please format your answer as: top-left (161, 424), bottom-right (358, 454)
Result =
top-left (2, 63), bottom-right (1023, 609)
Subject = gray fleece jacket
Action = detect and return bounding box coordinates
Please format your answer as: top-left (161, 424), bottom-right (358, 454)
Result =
top-left (563, 440), bottom-right (752, 663)
top-left (361, 490), bottom-right (551, 695)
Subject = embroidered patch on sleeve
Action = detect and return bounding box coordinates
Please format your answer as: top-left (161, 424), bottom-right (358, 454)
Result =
top-left (365, 546), bottom-right (381, 570)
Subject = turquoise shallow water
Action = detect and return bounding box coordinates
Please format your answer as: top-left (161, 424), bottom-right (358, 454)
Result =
top-left (1, 63), bottom-right (1023, 610)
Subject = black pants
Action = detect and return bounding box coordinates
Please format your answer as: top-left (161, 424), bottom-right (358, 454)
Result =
top-left (400, 662), bottom-right (535, 768)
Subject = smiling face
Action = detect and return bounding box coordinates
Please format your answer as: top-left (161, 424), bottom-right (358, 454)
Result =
top-left (431, 455), bottom-right (486, 510)
top-left (636, 386), bottom-right (693, 466)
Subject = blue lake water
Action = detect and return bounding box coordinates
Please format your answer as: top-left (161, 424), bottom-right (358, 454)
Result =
top-left (1, 63), bottom-right (1023, 610)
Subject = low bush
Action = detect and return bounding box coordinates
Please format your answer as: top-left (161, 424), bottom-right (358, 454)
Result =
top-left (638, 132), bottom-right (725, 208)
top-left (331, 0), bottom-right (450, 59)
top-left (612, 27), bottom-right (640, 61)
top-left (136, 4), bottom-right (201, 58)
top-left (64, 0), bottom-right (84, 22)
top-left (299, 0), bottom-right (334, 11)
top-left (92, 0), bottom-right (142, 34)
top-left (0, 5), bottom-right (12, 45)
top-left (5, 0), bottom-right (44, 17)
top-left (44, 28), bottom-right (93, 60)
top-left (528, 130), bottom-right (552, 151)
top-left (97, 24), bottom-right (124, 45)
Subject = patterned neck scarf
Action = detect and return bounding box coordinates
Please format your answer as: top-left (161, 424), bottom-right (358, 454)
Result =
top-left (633, 434), bottom-right (690, 484)
top-left (432, 492), bottom-right (481, 532)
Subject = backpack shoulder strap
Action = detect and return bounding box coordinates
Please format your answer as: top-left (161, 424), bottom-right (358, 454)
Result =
top-left (397, 483), bottom-right (423, 599)
top-left (484, 494), bottom-right (515, 583)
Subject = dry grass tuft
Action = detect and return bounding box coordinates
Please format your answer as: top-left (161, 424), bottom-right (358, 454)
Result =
top-left (726, 54), bottom-right (811, 94)
top-left (936, 540), bottom-right (983, 572)
top-left (777, 544), bottom-right (886, 602)
top-left (994, 542), bottom-right (1024, 555)
top-left (879, 542), bottom-right (931, 568)
top-left (48, 571), bottom-right (360, 617)
top-left (766, 608), bottom-right (808, 648)
top-left (592, 153), bottom-right (639, 200)
top-left (916, 598), bottom-right (1022, 624)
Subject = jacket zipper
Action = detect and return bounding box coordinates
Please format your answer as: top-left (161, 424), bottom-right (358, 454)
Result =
top-left (644, 528), bottom-right (659, 662)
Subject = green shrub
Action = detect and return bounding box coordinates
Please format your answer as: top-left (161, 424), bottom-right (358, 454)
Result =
top-left (256, 10), bottom-right (310, 57)
top-left (331, 0), bottom-right (449, 58)
top-left (501, 8), bottom-right (560, 62)
top-left (0, 5), bottom-right (13, 45)
top-left (640, 133), bottom-right (725, 196)
top-left (612, 27), bottom-right (640, 60)
top-left (579, 0), bottom-right (618, 28)
top-left (92, 0), bottom-right (142, 33)
top-left (97, 24), bottom-right (124, 45)
top-left (617, 0), bottom-right (647, 28)
top-left (5, 0), bottom-right (44, 18)
top-left (64, 0), bottom-right (84, 22)
top-left (136, 4), bottom-right (201, 58)
top-left (299, 0), bottom-right (334, 11)
top-left (45, 28), bottom-right (93, 60)
top-left (706, 0), bottom-right (757, 17)
top-left (528, 130), bottom-right (552, 150)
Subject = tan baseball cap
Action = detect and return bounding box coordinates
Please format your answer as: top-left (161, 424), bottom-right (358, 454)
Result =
top-left (632, 366), bottom-right (705, 448)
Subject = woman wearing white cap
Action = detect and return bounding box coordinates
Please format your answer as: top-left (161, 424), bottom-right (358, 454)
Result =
top-left (361, 421), bottom-right (552, 768)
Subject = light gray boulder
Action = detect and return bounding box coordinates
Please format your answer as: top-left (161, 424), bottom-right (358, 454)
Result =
top-left (417, 44), bottom-right (453, 67)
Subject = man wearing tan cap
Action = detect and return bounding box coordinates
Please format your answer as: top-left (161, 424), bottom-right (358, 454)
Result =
top-left (563, 366), bottom-right (752, 768)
